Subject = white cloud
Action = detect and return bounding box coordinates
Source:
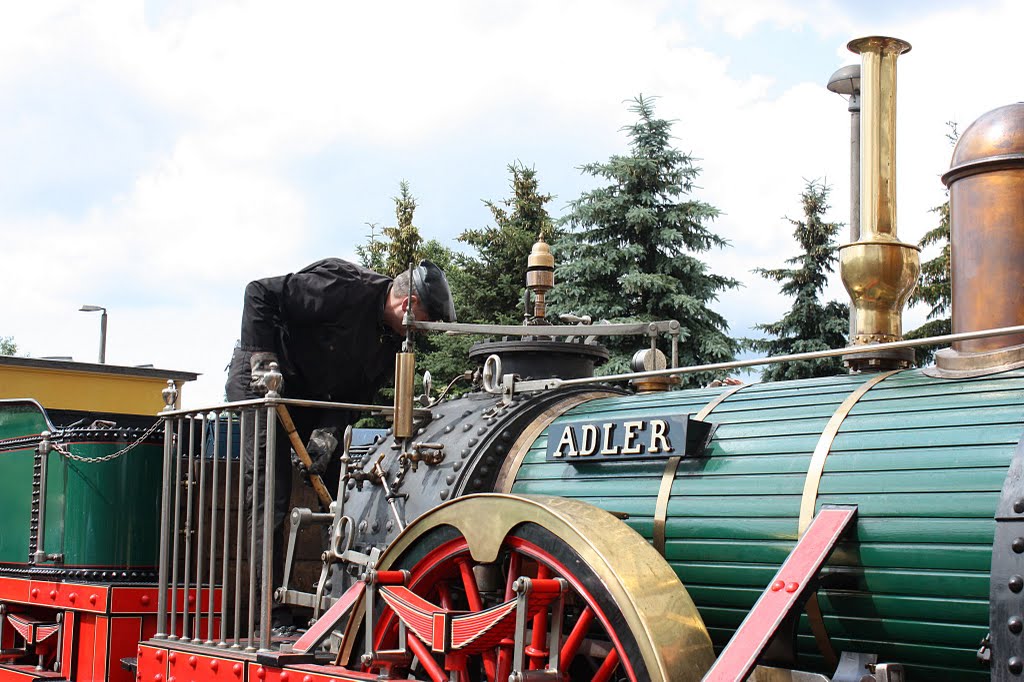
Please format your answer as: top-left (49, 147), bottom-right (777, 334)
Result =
top-left (1, 0), bottom-right (1021, 407)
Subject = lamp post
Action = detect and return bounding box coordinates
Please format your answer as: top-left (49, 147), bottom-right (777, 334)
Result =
top-left (827, 63), bottom-right (862, 339)
top-left (79, 305), bottom-right (107, 364)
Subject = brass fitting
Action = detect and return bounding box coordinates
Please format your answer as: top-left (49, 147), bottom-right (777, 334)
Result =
top-left (393, 351), bottom-right (415, 439)
top-left (526, 234), bottom-right (555, 320)
top-left (839, 36), bottom-right (919, 371)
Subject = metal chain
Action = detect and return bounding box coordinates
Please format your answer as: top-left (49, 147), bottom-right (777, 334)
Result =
top-left (51, 419), bottom-right (164, 463)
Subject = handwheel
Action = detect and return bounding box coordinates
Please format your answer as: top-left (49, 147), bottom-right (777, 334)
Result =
top-left (343, 494), bottom-right (714, 681)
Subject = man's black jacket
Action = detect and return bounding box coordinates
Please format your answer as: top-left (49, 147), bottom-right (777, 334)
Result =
top-left (239, 258), bottom-right (401, 403)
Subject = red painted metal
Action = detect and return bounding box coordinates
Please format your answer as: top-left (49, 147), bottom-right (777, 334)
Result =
top-left (292, 582), bottom-right (365, 654)
top-left (405, 633), bottom-right (447, 682)
top-left (370, 532), bottom-right (637, 682)
top-left (702, 505), bottom-right (858, 682)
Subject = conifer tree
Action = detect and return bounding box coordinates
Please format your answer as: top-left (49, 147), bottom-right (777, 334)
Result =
top-left (552, 95), bottom-right (738, 385)
top-left (747, 180), bottom-right (849, 381)
top-left (906, 123), bottom-right (958, 365)
top-left (458, 163), bottom-right (556, 324)
top-left (0, 336), bottom-right (16, 355)
top-left (355, 223), bottom-right (387, 273)
top-left (383, 180), bottom-right (424, 277)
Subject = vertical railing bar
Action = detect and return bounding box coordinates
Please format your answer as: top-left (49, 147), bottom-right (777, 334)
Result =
top-left (232, 409), bottom-right (247, 649)
top-left (168, 417), bottom-right (185, 641)
top-left (155, 414), bottom-right (174, 639)
top-left (206, 411), bottom-right (221, 645)
top-left (219, 410), bottom-right (233, 647)
top-left (181, 416), bottom-right (197, 642)
top-left (194, 414), bottom-right (208, 643)
top-left (245, 407), bottom-right (261, 652)
top-left (259, 403), bottom-right (277, 652)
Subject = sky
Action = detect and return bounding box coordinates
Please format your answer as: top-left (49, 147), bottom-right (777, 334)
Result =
top-left (2, 0), bottom-right (1021, 408)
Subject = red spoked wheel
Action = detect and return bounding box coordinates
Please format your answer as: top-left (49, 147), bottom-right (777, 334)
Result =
top-left (345, 494), bottom-right (714, 682)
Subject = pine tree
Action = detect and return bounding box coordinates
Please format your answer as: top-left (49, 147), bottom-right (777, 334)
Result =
top-left (458, 163), bottom-right (557, 324)
top-left (383, 180), bottom-right (424, 277)
top-left (551, 95), bottom-right (738, 385)
top-left (747, 180), bottom-right (849, 381)
top-left (355, 223), bottom-right (387, 273)
top-left (906, 122), bottom-right (957, 365)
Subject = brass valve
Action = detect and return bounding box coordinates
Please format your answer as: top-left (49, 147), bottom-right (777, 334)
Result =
top-left (406, 442), bottom-right (445, 472)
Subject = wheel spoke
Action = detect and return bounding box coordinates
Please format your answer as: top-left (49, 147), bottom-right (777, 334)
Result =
top-left (456, 556), bottom-right (484, 611)
top-left (436, 582), bottom-right (453, 610)
top-left (593, 647), bottom-right (621, 682)
top-left (406, 631), bottom-right (448, 682)
top-left (560, 605), bottom-right (595, 663)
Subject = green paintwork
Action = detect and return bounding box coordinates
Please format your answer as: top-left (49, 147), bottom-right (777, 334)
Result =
top-left (0, 444), bottom-right (34, 563)
top-left (0, 402), bottom-right (162, 568)
top-left (512, 368), bottom-right (1024, 681)
top-left (0, 401), bottom-right (49, 440)
top-left (41, 439), bottom-right (162, 568)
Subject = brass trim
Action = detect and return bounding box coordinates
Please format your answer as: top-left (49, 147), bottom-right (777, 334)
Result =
top-left (805, 594), bottom-right (838, 670)
top-left (653, 457), bottom-right (681, 556)
top-left (653, 383), bottom-right (747, 555)
top-left (797, 370), bottom-right (900, 665)
top-left (359, 494), bottom-right (716, 681)
top-left (493, 391), bottom-right (616, 494)
top-left (798, 370), bottom-right (900, 535)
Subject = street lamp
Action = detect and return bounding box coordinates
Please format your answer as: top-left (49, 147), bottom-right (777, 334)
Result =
top-left (827, 63), bottom-right (862, 338)
top-left (79, 305), bottom-right (107, 364)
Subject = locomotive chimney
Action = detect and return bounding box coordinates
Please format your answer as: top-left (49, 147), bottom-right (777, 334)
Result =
top-left (933, 102), bottom-right (1024, 376)
top-left (839, 36), bottom-right (920, 372)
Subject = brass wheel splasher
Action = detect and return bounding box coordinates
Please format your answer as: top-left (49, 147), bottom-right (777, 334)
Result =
top-left (839, 36), bottom-right (920, 372)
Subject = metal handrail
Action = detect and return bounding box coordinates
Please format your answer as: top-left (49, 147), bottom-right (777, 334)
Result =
top-left (153, 395), bottom-right (360, 653)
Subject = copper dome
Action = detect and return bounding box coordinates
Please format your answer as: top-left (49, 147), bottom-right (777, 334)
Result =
top-left (943, 102), bottom-right (1024, 186)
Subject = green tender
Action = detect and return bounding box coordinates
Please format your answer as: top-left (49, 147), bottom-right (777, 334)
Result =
top-left (511, 368), bottom-right (1024, 681)
top-left (0, 402), bottom-right (162, 569)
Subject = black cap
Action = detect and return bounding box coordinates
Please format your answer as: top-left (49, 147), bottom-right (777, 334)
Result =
top-left (412, 260), bottom-right (456, 322)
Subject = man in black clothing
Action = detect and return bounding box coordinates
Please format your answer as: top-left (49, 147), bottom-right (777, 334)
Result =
top-left (225, 258), bottom-right (455, 629)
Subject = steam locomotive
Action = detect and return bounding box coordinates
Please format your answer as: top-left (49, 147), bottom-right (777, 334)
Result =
top-left (3, 35), bottom-right (1024, 682)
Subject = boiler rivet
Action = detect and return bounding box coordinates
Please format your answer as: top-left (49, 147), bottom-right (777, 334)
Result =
top-left (1016, 499), bottom-right (1024, 514)
top-left (1010, 616), bottom-right (1023, 634)
top-left (1011, 576), bottom-right (1024, 593)
top-left (1013, 538), bottom-right (1024, 554)
top-left (1010, 656), bottom-right (1024, 675)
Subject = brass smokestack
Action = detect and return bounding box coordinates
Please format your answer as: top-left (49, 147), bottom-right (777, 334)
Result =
top-left (839, 36), bottom-right (920, 371)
